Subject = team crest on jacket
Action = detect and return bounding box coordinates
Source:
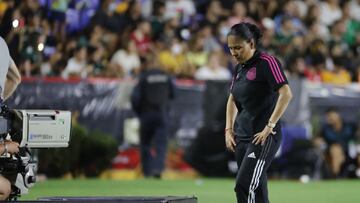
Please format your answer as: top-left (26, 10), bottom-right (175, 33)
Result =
top-left (246, 67), bottom-right (256, 80)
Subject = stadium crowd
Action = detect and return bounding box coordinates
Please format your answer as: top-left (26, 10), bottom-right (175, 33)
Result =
top-left (0, 0), bottom-right (359, 84)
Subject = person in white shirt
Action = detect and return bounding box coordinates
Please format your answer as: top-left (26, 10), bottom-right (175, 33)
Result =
top-left (110, 40), bottom-right (141, 78)
top-left (195, 51), bottom-right (231, 81)
top-left (318, 0), bottom-right (342, 26)
top-left (164, 0), bottom-right (195, 25)
top-left (62, 46), bottom-right (90, 79)
top-left (349, 0), bottom-right (360, 21)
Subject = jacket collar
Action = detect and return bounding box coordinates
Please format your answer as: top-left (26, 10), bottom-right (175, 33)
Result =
top-left (242, 50), bottom-right (260, 67)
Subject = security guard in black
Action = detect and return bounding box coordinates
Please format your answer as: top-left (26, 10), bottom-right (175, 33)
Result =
top-left (131, 67), bottom-right (174, 177)
top-left (132, 69), bottom-right (174, 113)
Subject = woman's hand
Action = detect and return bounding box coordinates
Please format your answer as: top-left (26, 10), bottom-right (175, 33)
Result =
top-left (225, 129), bottom-right (236, 152)
top-left (252, 126), bottom-right (276, 145)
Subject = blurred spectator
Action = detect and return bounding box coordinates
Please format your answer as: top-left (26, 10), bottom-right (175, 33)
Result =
top-left (88, 25), bottom-right (104, 48)
top-left (48, 0), bottom-right (69, 41)
top-left (121, 0), bottom-right (143, 31)
top-left (275, 15), bottom-right (301, 54)
top-left (129, 19), bottom-right (152, 57)
top-left (40, 50), bottom-right (63, 76)
top-left (293, 0), bottom-right (309, 19)
top-left (186, 32), bottom-right (209, 70)
top-left (327, 20), bottom-right (349, 54)
top-left (216, 17), bottom-right (230, 47)
top-left (149, 0), bottom-right (166, 40)
top-left (110, 40), bottom-right (140, 78)
top-left (15, 11), bottom-right (46, 77)
top-left (164, 0), bottom-right (195, 26)
top-left (50, 58), bottom-right (67, 77)
top-left (87, 25), bottom-right (118, 56)
top-left (91, 0), bottom-right (123, 33)
top-left (200, 0), bottom-right (224, 29)
top-left (197, 22), bottom-right (221, 53)
top-left (21, 0), bottom-right (41, 22)
top-left (341, 1), bottom-right (360, 48)
top-left (260, 18), bottom-right (277, 53)
top-left (304, 4), bottom-right (330, 42)
top-left (19, 56), bottom-right (39, 77)
top-left (349, 0), bottom-right (360, 22)
top-left (158, 38), bottom-right (192, 77)
top-left (0, 0), bottom-right (8, 16)
top-left (139, 0), bottom-right (152, 18)
top-left (318, 0), bottom-right (342, 27)
top-left (88, 43), bottom-right (107, 77)
top-left (227, 1), bottom-right (255, 26)
top-left (65, 0), bottom-right (100, 34)
top-left (41, 17), bottom-right (58, 59)
top-left (62, 45), bottom-right (90, 79)
top-left (247, 0), bottom-right (278, 22)
top-left (115, 0), bottom-right (131, 15)
top-left (194, 51), bottom-right (231, 81)
top-left (0, 0), bottom-right (17, 38)
top-left (285, 53), bottom-right (307, 79)
top-left (273, 0), bottom-right (305, 34)
top-left (353, 32), bottom-right (360, 57)
top-left (289, 35), bottom-right (307, 57)
top-left (304, 53), bottom-right (325, 83)
top-left (314, 108), bottom-right (357, 178)
top-left (158, 15), bottom-right (180, 46)
top-left (321, 55), bottom-right (351, 85)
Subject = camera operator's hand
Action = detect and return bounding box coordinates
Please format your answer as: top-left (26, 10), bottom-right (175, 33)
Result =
top-left (2, 141), bottom-right (19, 154)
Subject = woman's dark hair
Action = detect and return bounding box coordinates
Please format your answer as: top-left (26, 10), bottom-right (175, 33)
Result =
top-left (227, 22), bottom-right (263, 45)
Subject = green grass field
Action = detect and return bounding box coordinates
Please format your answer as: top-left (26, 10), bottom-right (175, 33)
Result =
top-left (20, 178), bottom-right (360, 203)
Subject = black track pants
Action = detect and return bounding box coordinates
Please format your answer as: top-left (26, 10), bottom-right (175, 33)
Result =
top-left (234, 133), bottom-right (281, 203)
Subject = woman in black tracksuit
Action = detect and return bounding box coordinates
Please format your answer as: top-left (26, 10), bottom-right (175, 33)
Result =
top-left (225, 22), bottom-right (293, 203)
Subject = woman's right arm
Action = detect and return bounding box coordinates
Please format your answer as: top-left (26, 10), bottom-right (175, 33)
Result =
top-left (226, 94), bottom-right (237, 130)
top-left (225, 94), bottom-right (237, 152)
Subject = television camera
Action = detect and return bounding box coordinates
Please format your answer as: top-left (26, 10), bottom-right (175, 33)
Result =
top-left (0, 105), bottom-right (71, 200)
